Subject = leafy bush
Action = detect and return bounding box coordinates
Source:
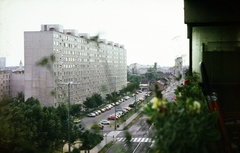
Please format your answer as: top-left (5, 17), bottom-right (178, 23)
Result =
top-left (143, 74), bottom-right (220, 153)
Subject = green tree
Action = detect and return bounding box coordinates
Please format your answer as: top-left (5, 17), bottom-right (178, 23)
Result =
top-left (124, 82), bottom-right (138, 93)
top-left (145, 67), bottom-right (159, 82)
top-left (0, 94), bottom-right (12, 107)
top-left (83, 97), bottom-right (96, 109)
top-left (127, 71), bottom-right (142, 87)
top-left (80, 130), bottom-right (103, 150)
top-left (70, 104), bottom-right (82, 117)
top-left (92, 93), bottom-right (104, 106)
top-left (0, 97), bottom-right (46, 152)
top-left (15, 92), bottom-right (25, 103)
top-left (105, 93), bottom-right (113, 103)
top-left (0, 99), bottom-right (80, 152)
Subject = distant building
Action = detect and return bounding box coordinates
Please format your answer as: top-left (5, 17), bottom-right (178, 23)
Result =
top-left (174, 57), bottom-right (183, 76)
top-left (0, 70), bottom-right (11, 100)
top-left (24, 24), bottom-right (127, 106)
top-left (128, 63), bottom-right (163, 75)
top-left (0, 57), bottom-right (6, 69)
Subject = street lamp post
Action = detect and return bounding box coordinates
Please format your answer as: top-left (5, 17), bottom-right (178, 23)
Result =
top-left (114, 76), bottom-right (117, 130)
top-left (135, 90), bottom-right (137, 112)
top-left (67, 83), bottom-right (70, 153)
top-left (109, 76), bottom-right (118, 130)
top-left (57, 82), bottom-right (80, 153)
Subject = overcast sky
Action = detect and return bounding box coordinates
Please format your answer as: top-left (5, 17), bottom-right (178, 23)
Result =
top-left (0, 0), bottom-right (189, 67)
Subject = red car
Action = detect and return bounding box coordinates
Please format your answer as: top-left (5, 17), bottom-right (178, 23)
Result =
top-left (107, 115), bottom-right (118, 120)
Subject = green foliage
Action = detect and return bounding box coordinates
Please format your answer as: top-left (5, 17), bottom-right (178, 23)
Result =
top-left (0, 97), bottom-right (82, 153)
top-left (83, 97), bottom-right (95, 109)
top-left (174, 72), bottom-right (204, 103)
top-left (15, 92), bottom-right (25, 103)
top-left (142, 74), bottom-right (220, 153)
top-left (145, 67), bottom-right (159, 82)
top-left (70, 104), bottom-right (82, 117)
top-left (92, 93), bottom-right (104, 106)
top-left (83, 93), bottom-right (104, 109)
top-left (123, 82), bottom-right (138, 93)
top-left (79, 130), bottom-right (103, 150)
top-left (175, 73), bottom-right (182, 81)
top-left (0, 94), bottom-right (12, 108)
top-left (36, 54), bottom-right (55, 71)
top-left (124, 131), bottom-right (132, 144)
top-left (127, 70), bottom-right (142, 86)
top-left (105, 93), bottom-right (114, 103)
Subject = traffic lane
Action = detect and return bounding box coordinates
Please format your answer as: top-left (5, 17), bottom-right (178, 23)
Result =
top-left (105, 141), bottom-right (139, 153)
top-left (81, 92), bottom-right (147, 129)
top-left (105, 114), bottom-right (152, 152)
top-left (133, 142), bottom-right (152, 153)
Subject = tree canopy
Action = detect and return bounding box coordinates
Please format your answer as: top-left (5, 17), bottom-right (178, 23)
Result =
top-left (83, 93), bottom-right (104, 109)
top-left (144, 67), bottom-right (159, 82)
top-left (0, 93), bottom-right (103, 153)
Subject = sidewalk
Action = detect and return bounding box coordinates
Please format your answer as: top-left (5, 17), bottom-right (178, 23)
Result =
top-left (90, 112), bottom-right (140, 153)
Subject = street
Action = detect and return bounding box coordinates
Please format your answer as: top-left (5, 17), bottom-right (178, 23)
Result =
top-left (80, 92), bottom-right (147, 135)
top-left (105, 115), bottom-right (153, 153)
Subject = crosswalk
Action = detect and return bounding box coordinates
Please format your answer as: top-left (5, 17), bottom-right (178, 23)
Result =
top-left (116, 137), bottom-right (154, 143)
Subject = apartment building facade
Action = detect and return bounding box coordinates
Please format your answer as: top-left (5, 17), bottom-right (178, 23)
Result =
top-left (24, 24), bottom-right (127, 106)
top-left (0, 71), bottom-right (11, 100)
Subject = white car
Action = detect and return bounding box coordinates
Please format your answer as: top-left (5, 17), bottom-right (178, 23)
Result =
top-left (87, 113), bottom-right (96, 117)
top-left (124, 96), bottom-right (130, 100)
top-left (116, 111), bottom-right (123, 117)
top-left (100, 120), bottom-right (110, 125)
top-left (107, 104), bottom-right (113, 108)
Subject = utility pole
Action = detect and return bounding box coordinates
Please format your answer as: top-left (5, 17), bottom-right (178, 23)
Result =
top-left (135, 90), bottom-right (137, 112)
top-left (67, 83), bottom-right (70, 153)
top-left (114, 76), bottom-right (117, 130)
top-left (57, 82), bottom-right (80, 153)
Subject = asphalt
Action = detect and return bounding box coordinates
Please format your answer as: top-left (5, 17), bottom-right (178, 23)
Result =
top-left (90, 111), bottom-right (140, 153)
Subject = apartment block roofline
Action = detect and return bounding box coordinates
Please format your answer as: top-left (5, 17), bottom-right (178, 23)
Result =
top-left (39, 24), bottom-right (125, 49)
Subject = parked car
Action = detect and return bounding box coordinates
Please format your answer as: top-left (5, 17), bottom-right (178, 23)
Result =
top-left (129, 103), bottom-right (136, 108)
top-left (105, 106), bottom-right (110, 110)
top-left (124, 96), bottom-right (130, 100)
top-left (116, 111), bottom-right (123, 117)
top-left (116, 102), bottom-right (120, 105)
top-left (101, 108), bottom-right (106, 112)
top-left (96, 110), bottom-right (101, 114)
top-left (144, 93), bottom-right (150, 97)
top-left (122, 108), bottom-right (129, 112)
top-left (117, 109), bottom-right (127, 114)
top-left (119, 99), bottom-right (124, 103)
top-left (87, 113), bottom-right (96, 117)
top-left (100, 120), bottom-right (110, 125)
top-left (91, 123), bottom-right (104, 130)
top-left (107, 115), bottom-right (118, 120)
top-left (107, 104), bottom-right (113, 108)
top-left (124, 107), bottom-right (132, 111)
top-left (73, 118), bottom-right (81, 124)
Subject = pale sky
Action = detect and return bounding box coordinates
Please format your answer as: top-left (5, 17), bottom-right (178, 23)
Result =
top-left (0, 0), bottom-right (189, 67)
